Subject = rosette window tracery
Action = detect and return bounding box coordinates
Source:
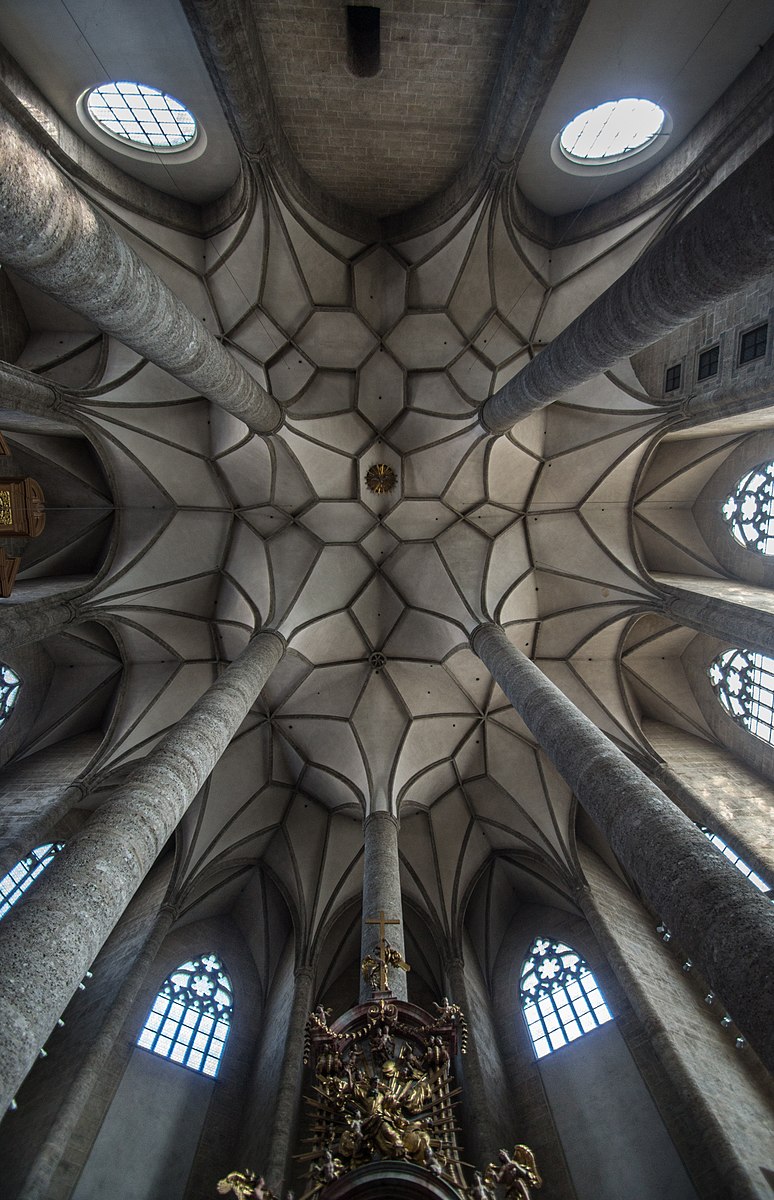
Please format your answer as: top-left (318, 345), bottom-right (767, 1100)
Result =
top-left (722, 460), bottom-right (774, 554)
top-left (709, 648), bottom-right (774, 747)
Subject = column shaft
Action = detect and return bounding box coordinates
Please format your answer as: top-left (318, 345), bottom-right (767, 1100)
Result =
top-left (0, 360), bottom-right (62, 420)
top-left (21, 901), bottom-right (176, 1200)
top-left (662, 586), bottom-right (774, 658)
top-left (471, 622), bottom-right (774, 1070)
top-left (0, 595), bottom-right (78, 655)
top-left (359, 811), bottom-right (407, 1002)
top-left (0, 112), bottom-right (281, 435)
top-left (677, 369), bottom-right (774, 429)
top-left (264, 965), bottom-right (314, 1192)
top-left (482, 137), bottom-right (774, 432)
top-left (0, 629), bottom-right (284, 1109)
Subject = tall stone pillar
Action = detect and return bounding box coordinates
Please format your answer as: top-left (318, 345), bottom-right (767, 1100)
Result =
top-left (359, 811), bottom-right (407, 1002)
top-left (677, 369), bottom-right (774, 429)
top-left (0, 112), bottom-right (282, 435)
top-left (445, 957), bottom-right (509, 1168)
top-left (263, 965), bottom-right (315, 1192)
top-left (0, 595), bottom-right (79, 655)
top-left (0, 629), bottom-right (285, 1110)
top-left (481, 137), bottom-right (774, 433)
top-left (471, 621), bottom-right (774, 1071)
top-left (660, 586), bottom-right (774, 658)
top-left (0, 361), bottom-right (62, 420)
top-left (21, 899), bottom-right (177, 1200)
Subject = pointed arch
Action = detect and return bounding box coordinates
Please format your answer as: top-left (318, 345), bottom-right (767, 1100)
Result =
top-left (709, 647), bottom-right (774, 746)
top-left (0, 664), bottom-right (20, 729)
top-left (137, 952), bottom-right (233, 1077)
top-left (520, 937), bottom-right (612, 1059)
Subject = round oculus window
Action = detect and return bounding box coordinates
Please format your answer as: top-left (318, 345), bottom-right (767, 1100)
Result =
top-left (85, 82), bottom-right (197, 151)
top-left (559, 98), bottom-right (666, 165)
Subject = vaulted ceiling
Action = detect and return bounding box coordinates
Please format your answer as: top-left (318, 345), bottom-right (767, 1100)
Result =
top-left (1, 0), bottom-right (772, 981)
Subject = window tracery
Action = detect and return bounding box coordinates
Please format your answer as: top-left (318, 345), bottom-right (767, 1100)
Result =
top-left (0, 843), bottom-right (64, 919)
top-left (0, 664), bottom-right (20, 728)
top-left (721, 460), bottom-right (774, 555)
top-left (708, 648), bottom-right (774, 746)
top-left (137, 953), bottom-right (233, 1077)
top-left (520, 938), bottom-right (612, 1059)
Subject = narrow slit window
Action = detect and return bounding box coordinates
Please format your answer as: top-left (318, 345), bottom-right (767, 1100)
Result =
top-left (347, 6), bottom-right (381, 77)
top-left (739, 323), bottom-right (768, 365)
top-left (0, 843), bottom-right (64, 919)
top-left (137, 953), bottom-right (233, 1077)
top-left (520, 937), bottom-right (612, 1060)
top-left (664, 363), bottom-right (681, 393)
top-left (699, 826), bottom-right (770, 894)
top-left (697, 344), bottom-right (719, 381)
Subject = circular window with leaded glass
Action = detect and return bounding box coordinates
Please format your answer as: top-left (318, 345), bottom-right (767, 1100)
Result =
top-left (79, 82), bottom-right (204, 160)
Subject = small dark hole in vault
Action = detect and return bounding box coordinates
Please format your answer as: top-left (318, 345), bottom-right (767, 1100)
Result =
top-left (347, 5), bottom-right (381, 77)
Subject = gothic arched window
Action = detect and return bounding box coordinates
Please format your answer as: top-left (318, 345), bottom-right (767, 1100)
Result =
top-left (0, 843), bottom-right (64, 919)
top-left (708, 648), bottom-right (774, 746)
top-left (0, 664), bottom-right (20, 729)
top-left (520, 938), bottom-right (612, 1059)
top-left (137, 953), bottom-right (233, 1077)
top-left (722, 461), bottom-right (774, 554)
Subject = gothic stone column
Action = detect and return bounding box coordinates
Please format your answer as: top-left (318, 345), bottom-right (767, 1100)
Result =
top-left (0, 629), bottom-right (285, 1110)
top-left (0, 111), bottom-right (282, 435)
top-left (263, 965), bottom-right (315, 1192)
top-left (359, 811), bottom-right (407, 1002)
top-left (481, 137), bottom-right (774, 433)
top-left (0, 595), bottom-right (79, 655)
top-left (21, 898), bottom-right (177, 1200)
top-left (471, 622), bottom-right (774, 1071)
top-left (661, 586), bottom-right (774, 659)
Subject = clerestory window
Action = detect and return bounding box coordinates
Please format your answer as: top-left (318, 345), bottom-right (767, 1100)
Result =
top-left (137, 953), bottom-right (233, 1077)
top-left (0, 664), bottom-right (20, 729)
top-left (520, 937), bottom-right (612, 1059)
top-left (721, 460), bottom-right (774, 555)
top-left (709, 648), bottom-right (774, 747)
top-left (0, 843), bottom-right (64, 919)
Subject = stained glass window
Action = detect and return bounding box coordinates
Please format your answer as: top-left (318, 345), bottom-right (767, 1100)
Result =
top-left (0, 664), bottom-right (20, 728)
top-left (709, 648), bottom-right (774, 746)
top-left (722, 460), bottom-right (774, 554)
top-left (0, 843), bottom-right (64, 919)
top-left (137, 953), bottom-right (233, 1077)
top-left (520, 938), bottom-right (612, 1059)
top-left (86, 83), bottom-right (197, 150)
top-left (699, 826), bottom-right (770, 893)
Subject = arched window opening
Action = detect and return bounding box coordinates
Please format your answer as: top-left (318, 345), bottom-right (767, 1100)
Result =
top-left (347, 5), bottom-right (381, 77)
top-left (520, 938), bottom-right (612, 1059)
top-left (722, 460), bottom-right (774, 554)
top-left (0, 664), bottom-right (20, 729)
top-left (699, 826), bottom-right (770, 894)
top-left (709, 648), bottom-right (774, 746)
top-left (137, 953), bottom-right (233, 1077)
top-left (0, 843), bottom-right (64, 919)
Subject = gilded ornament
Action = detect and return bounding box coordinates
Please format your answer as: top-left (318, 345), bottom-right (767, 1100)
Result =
top-left (365, 463), bottom-right (397, 494)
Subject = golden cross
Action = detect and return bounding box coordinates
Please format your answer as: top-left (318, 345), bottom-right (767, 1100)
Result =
top-left (366, 909), bottom-right (400, 991)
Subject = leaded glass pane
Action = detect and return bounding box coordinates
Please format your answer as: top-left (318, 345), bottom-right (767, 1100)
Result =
top-left (0, 665), bottom-right (20, 728)
top-left (520, 937), bottom-right (612, 1059)
top-left (86, 82), bottom-right (197, 150)
top-left (0, 843), bottom-right (64, 919)
top-left (699, 826), bottom-right (771, 893)
top-left (136, 953), bottom-right (233, 1077)
top-left (722, 460), bottom-right (774, 554)
top-left (709, 648), bottom-right (774, 747)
